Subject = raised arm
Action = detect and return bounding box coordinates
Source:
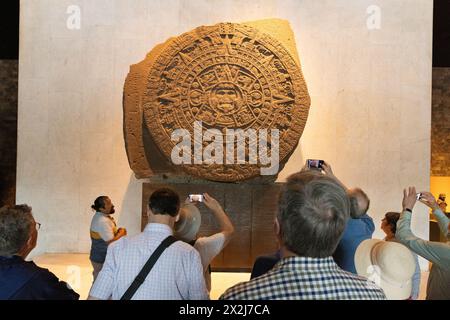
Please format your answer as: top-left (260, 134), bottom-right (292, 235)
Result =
top-left (396, 187), bottom-right (450, 271)
top-left (321, 161), bottom-right (348, 190)
top-left (203, 193), bottom-right (235, 245)
top-left (419, 192), bottom-right (449, 238)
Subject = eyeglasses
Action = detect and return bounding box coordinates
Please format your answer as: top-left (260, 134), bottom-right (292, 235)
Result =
top-left (35, 222), bottom-right (41, 231)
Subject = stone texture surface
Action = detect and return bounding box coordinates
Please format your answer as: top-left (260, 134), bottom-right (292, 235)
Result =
top-left (431, 68), bottom-right (450, 176)
top-left (0, 60), bottom-right (18, 206)
top-left (124, 20), bottom-right (310, 182)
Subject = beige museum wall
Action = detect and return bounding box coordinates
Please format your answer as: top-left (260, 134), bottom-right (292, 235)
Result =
top-left (17, 0), bottom-right (432, 268)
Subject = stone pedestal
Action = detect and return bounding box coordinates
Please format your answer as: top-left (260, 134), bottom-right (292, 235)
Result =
top-left (142, 179), bottom-right (282, 271)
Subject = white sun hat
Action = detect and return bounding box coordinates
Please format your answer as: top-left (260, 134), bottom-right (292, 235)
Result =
top-left (354, 239), bottom-right (416, 300)
top-left (174, 203), bottom-right (201, 242)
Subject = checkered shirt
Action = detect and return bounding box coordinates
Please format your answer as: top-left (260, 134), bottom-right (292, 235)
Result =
top-left (220, 256), bottom-right (386, 300)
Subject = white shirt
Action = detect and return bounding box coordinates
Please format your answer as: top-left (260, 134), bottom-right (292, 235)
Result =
top-left (194, 232), bottom-right (226, 292)
top-left (90, 212), bottom-right (116, 241)
top-left (89, 223), bottom-right (209, 300)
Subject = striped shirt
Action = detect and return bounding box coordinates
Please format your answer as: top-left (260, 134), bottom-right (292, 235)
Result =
top-left (89, 223), bottom-right (209, 300)
top-left (220, 256), bottom-right (386, 300)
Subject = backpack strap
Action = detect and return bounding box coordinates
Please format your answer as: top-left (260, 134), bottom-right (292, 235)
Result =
top-left (120, 235), bottom-right (178, 300)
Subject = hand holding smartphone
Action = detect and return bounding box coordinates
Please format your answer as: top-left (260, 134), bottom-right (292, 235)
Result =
top-left (188, 194), bottom-right (204, 202)
top-left (307, 159), bottom-right (324, 170)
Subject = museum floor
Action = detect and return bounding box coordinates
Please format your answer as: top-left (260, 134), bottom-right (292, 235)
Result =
top-left (33, 253), bottom-right (430, 300)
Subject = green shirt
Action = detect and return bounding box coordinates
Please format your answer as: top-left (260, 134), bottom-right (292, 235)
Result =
top-left (396, 209), bottom-right (450, 300)
top-left (433, 208), bottom-right (449, 240)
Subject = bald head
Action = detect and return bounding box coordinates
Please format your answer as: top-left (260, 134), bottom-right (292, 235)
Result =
top-left (348, 188), bottom-right (370, 219)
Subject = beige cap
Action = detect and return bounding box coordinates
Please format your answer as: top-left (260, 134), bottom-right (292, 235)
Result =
top-left (174, 203), bottom-right (201, 242)
top-left (354, 239), bottom-right (416, 300)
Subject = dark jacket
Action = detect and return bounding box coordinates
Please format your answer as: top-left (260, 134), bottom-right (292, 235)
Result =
top-left (250, 250), bottom-right (282, 279)
top-left (0, 256), bottom-right (79, 300)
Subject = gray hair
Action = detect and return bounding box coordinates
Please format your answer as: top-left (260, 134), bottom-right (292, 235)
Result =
top-left (277, 171), bottom-right (350, 258)
top-left (0, 205), bottom-right (34, 256)
top-left (348, 188), bottom-right (370, 219)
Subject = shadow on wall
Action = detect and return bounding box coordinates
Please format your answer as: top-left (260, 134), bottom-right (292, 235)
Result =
top-left (118, 173), bottom-right (144, 237)
top-left (276, 139), bottom-right (307, 182)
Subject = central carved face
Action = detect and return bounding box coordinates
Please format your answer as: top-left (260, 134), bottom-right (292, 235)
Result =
top-left (134, 22), bottom-right (311, 181)
top-left (209, 82), bottom-right (243, 113)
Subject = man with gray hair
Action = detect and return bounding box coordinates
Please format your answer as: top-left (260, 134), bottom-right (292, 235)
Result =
top-left (292, 162), bottom-right (375, 274)
top-left (348, 187), bottom-right (371, 219)
top-left (315, 162), bottom-right (375, 273)
top-left (220, 170), bottom-right (386, 300)
top-left (332, 185), bottom-right (375, 274)
top-left (174, 193), bottom-right (234, 293)
top-left (0, 205), bottom-right (79, 300)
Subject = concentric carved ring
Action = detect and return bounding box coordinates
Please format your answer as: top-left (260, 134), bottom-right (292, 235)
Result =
top-left (139, 22), bottom-right (310, 181)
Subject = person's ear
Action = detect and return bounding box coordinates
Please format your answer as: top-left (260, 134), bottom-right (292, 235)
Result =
top-left (27, 231), bottom-right (37, 248)
top-left (19, 228), bottom-right (37, 258)
top-left (147, 207), bottom-right (153, 217)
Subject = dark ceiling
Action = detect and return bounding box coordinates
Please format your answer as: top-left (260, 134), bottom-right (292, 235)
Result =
top-left (0, 0), bottom-right (449, 66)
top-left (0, 0), bottom-right (19, 59)
top-left (433, 0), bottom-right (450, 67)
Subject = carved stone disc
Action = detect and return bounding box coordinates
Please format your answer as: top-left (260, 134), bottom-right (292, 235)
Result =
top-left (142, 22), bottom-right (310, 181)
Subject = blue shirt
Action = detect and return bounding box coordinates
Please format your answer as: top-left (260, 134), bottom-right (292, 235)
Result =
top-left (0, 256), bottom-right (79, 300)
top-left (333, 214), bottom-right (375, 274)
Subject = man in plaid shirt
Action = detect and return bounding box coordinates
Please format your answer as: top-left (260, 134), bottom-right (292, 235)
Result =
top-left (220, 170), bottom-right (386, 300)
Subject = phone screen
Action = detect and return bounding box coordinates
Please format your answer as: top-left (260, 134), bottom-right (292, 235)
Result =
top-left (307, 159), bottom-right (323, 169)
top-left (189, 194), bottom-right (203, 202)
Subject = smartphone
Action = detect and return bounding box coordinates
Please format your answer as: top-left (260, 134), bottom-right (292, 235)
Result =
top-left (416, 193), bottom-right (422, 201)
top-left (307, 159), bottom-right (324, 169)
top-left (189, 194), bottom-right (204, 202)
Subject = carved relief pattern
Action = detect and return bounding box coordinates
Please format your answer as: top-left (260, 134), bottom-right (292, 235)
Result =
top-left (143, 23), bottom-right (310, 181)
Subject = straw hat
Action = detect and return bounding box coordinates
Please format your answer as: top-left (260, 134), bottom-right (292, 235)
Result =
top-left (354, 239), bottom-right (416, 300)
top-left (174, 203), bottom-right (201, 242)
